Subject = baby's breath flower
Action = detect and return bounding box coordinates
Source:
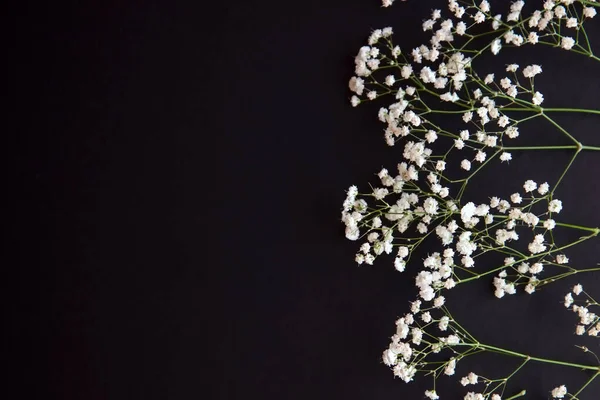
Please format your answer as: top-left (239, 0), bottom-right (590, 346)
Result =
top-left (549, 199), bottom-right (563, 213)
top-left (561, 37), bottom-right (575, 50)
top-left (551, 385), bottom-right (567, 399)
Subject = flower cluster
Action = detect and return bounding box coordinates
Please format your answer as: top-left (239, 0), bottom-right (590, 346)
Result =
top-left (342, 1), bottom-right (600, 399)
top-left (350, 0), bottom-right (599, 185)
top-left (564, 284), bottom-right (600, 337)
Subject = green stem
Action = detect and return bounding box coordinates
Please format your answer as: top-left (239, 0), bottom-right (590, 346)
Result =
top-left (583, 145), bottom-right (600, 151)
top-left (506, 390), bottom-right (527, 400)
top-left (570, 371), bottom-right (600, 398)
top-left (542, 108), bottom-right (600, 115)
top-left (553, 150), bottom-right (580, 194)
top-left (501, 145), bottom-right (579, 151)
top-left (474, 344), bottom-right (599, 371)
top-left (542, 113), bottom-right (580, 145)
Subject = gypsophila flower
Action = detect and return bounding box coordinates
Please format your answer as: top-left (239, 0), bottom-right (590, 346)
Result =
top-left (538, 182), bottom-right (550, 195)
top-left (561, 37), bottom-right (575, 50)
top-left (565, 293), bottom-right (574, 308)
top-left (543, 219), bottom-right (556, 230)
top-left (528, 31), bottom-right (539, 44)
top-left (523, 180), bottom-right (537, 192)
top-left (444, 358), bottom-right (456, 375)
top-left (549, 199), bottom-right (563, 213)
top-left (551, 385), bottom-right (567, 398)
top-left (573, 284), bottom-right (583, 295)
top-left (500, 152), bottom-right (512, 162)
top-left (584, 7), bottom-right (598, 19)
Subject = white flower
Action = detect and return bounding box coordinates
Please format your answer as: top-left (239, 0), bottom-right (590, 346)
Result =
top-left (500, 152), bottom-right (512, 162)
top-left (492, 14), bottom-right (502, 30)
top-left (561, 37), bottom-right (575, 50)
top-left (566, 17), bottom-right (578, 29)
top-left (528, 32), bottom-right (539, 44)
top-left (382, 348), bottom-right (398, 366)
top-left (548, 199), bottom-right (563, 213)
top-left (532, 91), bottom-right (544, 105)
top-left (543, 219), bottom-right (556, 230)
top-left (444, 358), bottom-right (456, 375)
top-left (505, 126), bottom-right (519, 139)
top-left (439, 316), bottom-right (450, 331)
top-left (425, 130), bottom-right (438, 143)
top-left (565, 293), bottom-right (574, 308)
top-left (510, 193), bottom-right (522, 204)
top-left (584, 7), bottom-right (597, 19)
top-left (554, 6), bottom-right (567, 19)
top-left (491, 38), bottom-right (502, 55)
top-left (410, 300), bottom-right (421, 314)
top-left (461, 159), bottom-right (472, 171)
top-left (529, 263), bottom-right (543, 274)
top-left (523, 180), bottom-right (537, 192)
top-left (397, 246), bottom-right (409, 258)
top-left (538, 182), bottom-right (549, 195)
top-left (394, 258), bottom-right (406, 272)
top-left (573, 284), bottom-right (583, 295)
top-left (468, 372), bottom-right (478, 384)
top-left (461, 202), bottom-right (477, 223)
top-left (525, 284), bottom-right (536, 294)
top-left (424, 198), bottom-right (439, 215)
top-left (506, 64), bottom-right (519, 72)
top-left (523, 65), bottom-right (542, 78)
top-left (528, 234), bottom-right (547, 254)
top-left (473, 11), bottom-right (485, 23)
top-left (475, 151), bottom-right (486, 163)
top-left (349, 76), bottom-right (365, 95)
top-left (551, 385), bottom-right (567, 398)
top-left (556, 254), bottom-right (569, 264)
top-left (350, 96), bottom-right (360, 107)
top-left (393, 362), bottom-right (417, 383)
top-left (507, 85), bottom-right (518, 98)
top-left (421, 311), bottom-right (432, 323)
top-left (385, 75), bottom-right (395, 86)
top-left (433, 296), bottom-right (445, 308)
top-left (425, 390), bottom-right (440, 400)
top-left (576, 325), bottom-right (586, 335)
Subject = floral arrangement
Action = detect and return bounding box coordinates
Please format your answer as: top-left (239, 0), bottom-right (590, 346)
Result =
top-left (340, 1), bottom-right (600, 399)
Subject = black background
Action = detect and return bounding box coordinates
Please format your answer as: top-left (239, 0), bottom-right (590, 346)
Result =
top-left (9, 0), bottom-right (600, 399)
